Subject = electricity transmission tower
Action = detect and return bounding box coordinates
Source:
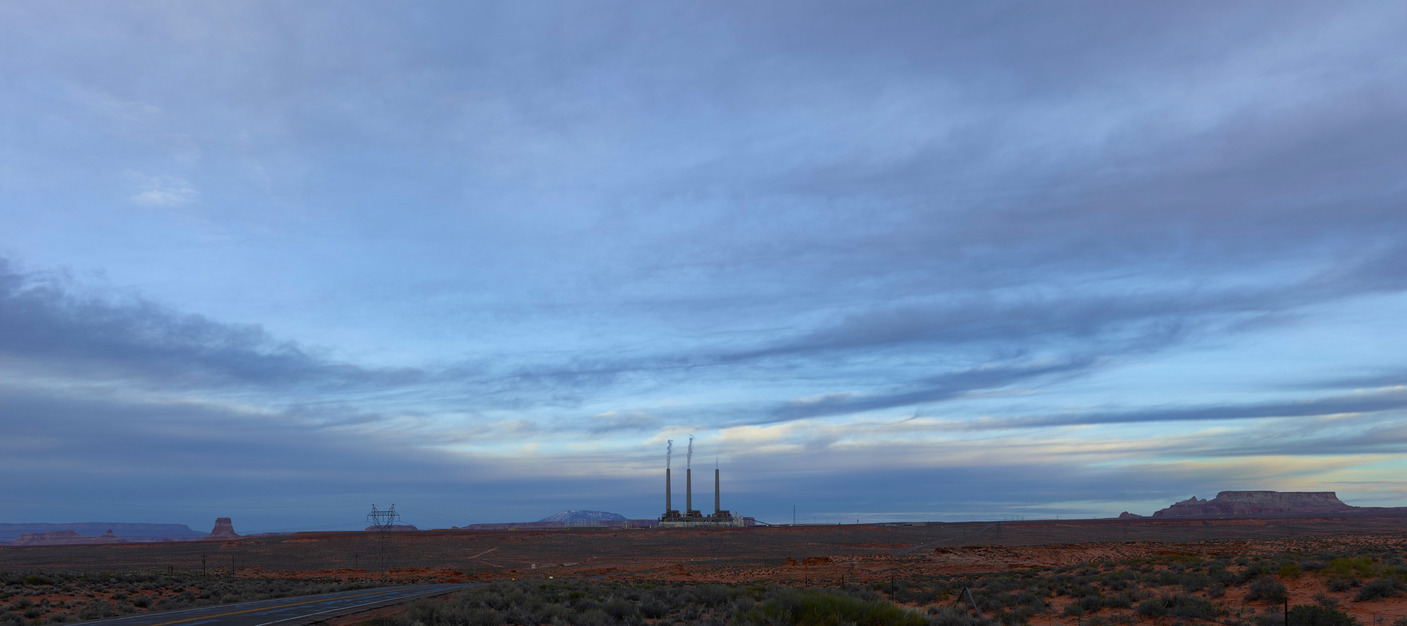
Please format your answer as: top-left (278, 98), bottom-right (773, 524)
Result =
top-left (367, 504), bottom-right (401, 534)
top-left (366, 504), bottom-right (401, 572)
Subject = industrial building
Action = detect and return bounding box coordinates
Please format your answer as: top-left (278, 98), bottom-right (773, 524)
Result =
top-left (659, 462), bottom-right (745, 528)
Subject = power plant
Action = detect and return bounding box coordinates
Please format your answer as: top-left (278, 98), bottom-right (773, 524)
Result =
top-left (659, 437), bottom-right (744, 527)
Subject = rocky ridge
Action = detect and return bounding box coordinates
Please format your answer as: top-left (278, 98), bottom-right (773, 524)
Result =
top-left (1152, 491), bottom-right (1355, 518)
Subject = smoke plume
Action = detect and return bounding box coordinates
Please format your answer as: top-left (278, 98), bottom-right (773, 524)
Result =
top-left (687, 435), bottom-right (694, 469)
top-left (666, 439), bottom-right (673, 469)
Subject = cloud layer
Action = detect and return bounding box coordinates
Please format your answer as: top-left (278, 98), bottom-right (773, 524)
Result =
top-left (2, 1), bottom-right (1406, 530)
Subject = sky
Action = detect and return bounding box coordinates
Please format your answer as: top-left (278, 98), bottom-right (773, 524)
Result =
top-left (3, 2), bottom-right (1406, 534)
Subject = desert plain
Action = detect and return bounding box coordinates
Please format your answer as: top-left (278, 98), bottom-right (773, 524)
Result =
top-left (4, 515), bottom-right (1407, 624)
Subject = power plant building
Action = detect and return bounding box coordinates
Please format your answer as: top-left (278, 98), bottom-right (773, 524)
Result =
top-left (660, 462), bottom-right (744, 528)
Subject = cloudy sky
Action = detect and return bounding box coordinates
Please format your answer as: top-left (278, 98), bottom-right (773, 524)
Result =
top-left (3, 2), bottom-right (1406, 533)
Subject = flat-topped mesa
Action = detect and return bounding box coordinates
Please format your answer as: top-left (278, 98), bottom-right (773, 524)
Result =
top-left (1153, 491), bottom-right (1353, 518)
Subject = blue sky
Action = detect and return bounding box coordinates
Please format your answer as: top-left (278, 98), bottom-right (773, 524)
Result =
top-left (3, 2), bottom-right (1406, 533)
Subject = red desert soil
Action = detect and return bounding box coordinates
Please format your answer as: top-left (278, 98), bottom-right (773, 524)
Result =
top-left (7, 516), bottom-right (1407, 623)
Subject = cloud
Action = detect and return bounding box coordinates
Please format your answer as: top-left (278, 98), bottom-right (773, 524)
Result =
top-left (131, 175), bottom-right (198, 207)
top-left (768, 357), bottom-right (1095, 422)
top-left (995, 390), bottom-right (1407, 430)
top-left (0, 257), bottom-right (424, 391)
top-left (589, 410), bottom-right (658, 434)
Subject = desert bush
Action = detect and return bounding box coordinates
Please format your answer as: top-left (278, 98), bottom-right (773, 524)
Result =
top-left (1325, 557), bottom-right (1376, 579)
top-left (640, 595), bottom-right (669, 618)
top-left (1179, 572), bottom-right (1211, 592)
top-left (601, 595), bottom-right (637, 621)
top-left (1353, 578), bottom-right (1403, 601)
top-left (76, 600), bottom-right (114, 621)
top-left (1314, 592), bottom-right (1339, 607)
top-left (926, 605), bottom-right (995, 626)
top-left (1135, 594), bottom-right (1220, 621)
top-left (1239, 561), bottom-right (1277, 584)
top-left (1327, 578), bottom-right (1358, 592)
top-left (1301, 560), bottom-right (1327, 571)
top-left (1135, 598), bottom-right (1166, 618)
top-left (1255, 610), bottom-right (1286, 626)
top-left (1101, 592), bottom-right (1133, 609)
top-left (1246, 577), bottom-right (1288, 603)
top-left (691, 584), bottom-right (731, 607)
top-left (1287, 604), bottom-right (1358, 626)
top-left (743, 588), bottom-right (925, 626)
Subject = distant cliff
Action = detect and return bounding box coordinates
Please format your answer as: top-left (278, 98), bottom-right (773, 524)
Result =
top-left (12, 529), bottom-right (126, 546)
top-left (1152, 491), bottom-right (1355, 518)
top-left (538, 510), bottom-right (628, 523)
top-left (0, 523), bottom-right (205, 545)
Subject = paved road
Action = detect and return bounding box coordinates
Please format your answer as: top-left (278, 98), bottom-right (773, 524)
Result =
top-left (81, 584), bottom-right (473, 626)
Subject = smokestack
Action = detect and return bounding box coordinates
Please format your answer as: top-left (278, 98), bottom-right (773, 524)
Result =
top-left (687, 468), bottom-right (693, 513)
top-left (666, 468), bottom-right (672, 513)
top-left (715, 467), bottom-right (721, 514)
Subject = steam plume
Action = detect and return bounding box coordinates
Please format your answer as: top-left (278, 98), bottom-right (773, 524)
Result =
top-left (687, 435), bottom-right (694, 469)
top-left (666, 439), bottom-right (673, 469)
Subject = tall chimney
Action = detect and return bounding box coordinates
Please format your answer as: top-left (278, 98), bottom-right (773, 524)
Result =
top-left (687, 468), bottom-right (693, 513)
top-left (666, 468), bottom-right (672, 512)
top-left (715, 467), bottom-right (721, 514)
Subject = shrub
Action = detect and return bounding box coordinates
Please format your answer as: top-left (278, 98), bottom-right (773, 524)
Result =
top-left (744, 589), bottom-right (926, 626)
top-left (1256, 611), bottom-right (1286, 626)
top-left (1247, 577), bottom-right (1288, 604)
top-left (1102, 592), bottom-right (1133, 609)
top-left (1135, 599), bottom-right (1167, 618)
top-left (1136, 594), bottom-right (1221, 621)
top-left (1327, 578), bottom-right (1357, 592)
top-left (601, 596), bottom-right (636, 621)
top-left (76, 600), bottom-right (114, 621)
top-left (1287, 604), bottom-right (1358, 626)
top-left (1325, 557), bottom-right (1376, 579)
top-left (1179, 573), bottom-right (1211, 592)
top-left (1354, 578), bottom-right (1403, 602)
top-left (640, 597), bottom-right (668, 619)
top-left (927, 605), bottom-right (994, 626)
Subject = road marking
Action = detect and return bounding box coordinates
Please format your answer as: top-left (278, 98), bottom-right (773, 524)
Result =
top-left (251, 593), bottom-right (434, 626)
top-left (149, 590), bottom-right (400, 626)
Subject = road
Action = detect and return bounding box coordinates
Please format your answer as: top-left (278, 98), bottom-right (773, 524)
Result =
top-left (80, 584), bottom-right (473, 626)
